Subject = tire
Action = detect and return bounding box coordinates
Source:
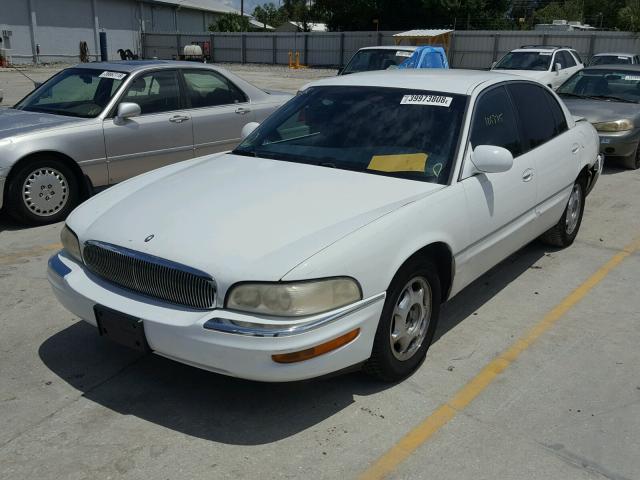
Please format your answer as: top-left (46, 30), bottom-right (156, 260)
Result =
top-left (6, 156), bottom-right (79, 225)
top-left (621, 145), bottom-right (640, 170)
top-left (364, 259), bottom-right (441, 382)
top-left (539, 180), bottom-right (585, 248)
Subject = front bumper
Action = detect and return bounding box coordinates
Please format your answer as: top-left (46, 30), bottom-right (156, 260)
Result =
top-left (598, 130), bottom-right (640, 158)
top-left (47, 252), bottom-right (385, 382)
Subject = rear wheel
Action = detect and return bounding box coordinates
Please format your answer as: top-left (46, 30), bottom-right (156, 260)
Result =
top-left (6, 157), bottom-right (79, 225)
top-left (364, 259), bottom-right (441, 382)
top-left (539, 180), bottom-right (585, 248)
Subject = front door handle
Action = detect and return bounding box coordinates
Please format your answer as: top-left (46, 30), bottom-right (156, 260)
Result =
top-left (571, 143), bottom-right (580, 154)
top-left (235, 107), bottom-right (251, 115)
top-left (169, 115), bottom-right (190, 123)
top-left (522, 168), bottom-right (534, 182)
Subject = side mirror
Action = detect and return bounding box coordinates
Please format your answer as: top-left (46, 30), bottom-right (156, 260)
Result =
top-left (491, 61), bottom-right (497, 69)
top-left (554, 62), bottom-right (562, 72)
top-left (471, 145), bottom-right (513, 174)
top-left (241, 122), bottom-right (260, 140)
top-left (116, 102), bottom-right (141, 121)
top-left (33, 81), bottom-right (43, 89)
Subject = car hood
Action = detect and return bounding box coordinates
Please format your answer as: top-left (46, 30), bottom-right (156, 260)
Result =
top-left (0, 108), bottom-right (83, 140)
top-left (559, 97), bottom-right (640, 124)
top-left (72, 154), bottom-right (443, 288)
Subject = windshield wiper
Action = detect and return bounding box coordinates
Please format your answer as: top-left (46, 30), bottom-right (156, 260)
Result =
top-left (585, 94), bottom-right (637, 104)
top-left (232, 149), bottom-right (256, 157)
top-left (559, 92), bottom-right (586, 99)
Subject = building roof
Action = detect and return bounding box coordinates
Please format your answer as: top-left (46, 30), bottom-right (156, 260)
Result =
top-left (152, 0), bottom-right (237, 14)
top-left (305, 69), bottom-right (523, 95)
top-left (393, 29), bottom-right (453, 38)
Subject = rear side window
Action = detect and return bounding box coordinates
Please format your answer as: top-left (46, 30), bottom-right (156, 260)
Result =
top-left (561, 51), bottom-right (577, 68)
top-left (470, 86), bottom-right (522, 157)
top-left (506, 83), bottom-right (558, 151)
top-left (182, 70), bottom-right (247, 108)
top-left (546, 92), bottom-right (568, 135)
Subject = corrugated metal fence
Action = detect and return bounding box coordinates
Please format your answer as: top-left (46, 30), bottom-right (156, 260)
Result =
top-left (142, 30), bottom-right (640, 69)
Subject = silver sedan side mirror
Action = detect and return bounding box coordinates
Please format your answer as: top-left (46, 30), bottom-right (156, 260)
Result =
top-left (241, 122), bottom-right (260, 140)
top-left (116, 102), bottom-right (141, 121)
top-left (471, 145), bottom-right (514, 174)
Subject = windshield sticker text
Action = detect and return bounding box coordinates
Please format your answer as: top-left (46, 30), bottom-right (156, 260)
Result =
top-left (539, 52), bottom-right (552, 56)
top-left (624, 75), bottom-right (640, 81)
top-left (99, 71), bottom-right (126, 80)
top-left (485, 113), bottom-right (504, 126)
top-left (396, 51), bottom-right (413, 57)
top-left (400, 95), bottom-right (453, 107)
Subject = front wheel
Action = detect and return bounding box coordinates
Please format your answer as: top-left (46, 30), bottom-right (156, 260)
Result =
top-left (364, 259), bottom-right (441, 382)
top-left (539, 180), bottom-right (585, 248)
top-left (6, 157), bottom-right (79, 225)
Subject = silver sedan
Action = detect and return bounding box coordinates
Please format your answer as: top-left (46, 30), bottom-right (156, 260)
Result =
top-left (0, 61), bottom-right (292, 224)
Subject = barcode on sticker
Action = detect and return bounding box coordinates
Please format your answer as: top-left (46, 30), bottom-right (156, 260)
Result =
top-left (400, 94), bottom-right (453, 107)
top-left (396, 51), bottom-right (413, 57)
top-left (99, 71), bottom-right (126, 80)
top-left (624, 75), bottom-right (640, 81)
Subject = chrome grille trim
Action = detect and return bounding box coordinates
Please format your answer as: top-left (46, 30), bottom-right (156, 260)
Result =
top-left (83, 241), bottom-right (216, 310)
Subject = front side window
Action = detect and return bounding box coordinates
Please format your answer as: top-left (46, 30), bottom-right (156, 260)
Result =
top-left (342, 49), bottom-right (414, 74)
top-left (470, 86), bottom-right (521, 157)
top-left (559, 51), bottom-right (577, 68)
top-left (120, 70), bottom-right (181, 115)
top-left (493, 51), bottom-right (552, 71)
top-left (557, 69), bottom-right (640, 104)
top-left (182, 70), bottom-right (247, 108)
top-left (507, 83), bottom-right (557, 151)
top-left (14, 68), bottom-right (126, 118)
top-left (234, 86), bottom-right (467, 185)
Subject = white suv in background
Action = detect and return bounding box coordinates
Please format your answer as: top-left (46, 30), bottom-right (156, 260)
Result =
top-left (492, 45), bottom-right (584, 89)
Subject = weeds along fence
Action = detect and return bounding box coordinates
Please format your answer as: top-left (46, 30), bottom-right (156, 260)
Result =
top-left (142, 30), bottom-right (640, 69)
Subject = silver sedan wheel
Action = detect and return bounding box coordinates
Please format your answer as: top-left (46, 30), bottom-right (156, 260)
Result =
top-left (22, 167), bottom-right (69, 217)
top-left (389, 277), bottom-right (432, 361)
top-left (565, 184), bottom-right (582, 236)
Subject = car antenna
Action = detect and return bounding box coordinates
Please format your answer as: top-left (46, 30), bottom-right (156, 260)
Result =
top-left (10, 65), bottom-right (40, 89)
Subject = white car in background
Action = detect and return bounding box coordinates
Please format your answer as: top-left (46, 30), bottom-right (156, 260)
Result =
top-left (492, 45), bottom-right (584, 89)
top-left (49, 70), bottom-right (601, 383)
top-left (588, 52), bottom-right (640, 66)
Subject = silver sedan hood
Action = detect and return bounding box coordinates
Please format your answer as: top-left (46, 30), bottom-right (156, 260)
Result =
top-left (560, 97), bottom-right (640, 124)
top-left (0, 108), bottom-right (82, 140)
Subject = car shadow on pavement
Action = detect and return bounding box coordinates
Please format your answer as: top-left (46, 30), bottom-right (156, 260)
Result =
top-left (601, 163), bottom-right (630, 176)
top-left (38, 242), bottom-right (547, 446)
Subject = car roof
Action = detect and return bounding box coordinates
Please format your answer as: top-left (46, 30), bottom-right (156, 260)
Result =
top-left (67, 60), bottom-right (216, 73)
top-left (582, 64), bottom-right (640, 71)
top-left (306, 69), bottom-right (525, 95)
top-left (592, 52), bottom-right (635, 57)
top-left (358, 46), bottom-right (418, 52)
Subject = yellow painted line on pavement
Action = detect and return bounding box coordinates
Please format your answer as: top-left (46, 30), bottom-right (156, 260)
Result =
top-left (0, 243), bottom-right (62, 266)
top-left (360, 236), bottom-right (640, 480)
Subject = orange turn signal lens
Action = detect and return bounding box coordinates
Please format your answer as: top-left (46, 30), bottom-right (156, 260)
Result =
top-left (271, 329), bottom-right (360, 364)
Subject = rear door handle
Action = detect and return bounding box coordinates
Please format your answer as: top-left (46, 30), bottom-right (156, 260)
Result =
top-left (235, 107), bottom-right (251, 115)
top-left (169, 115), bottom-right (190, 123)
top-left (522, 168), bottom-right (534, 182)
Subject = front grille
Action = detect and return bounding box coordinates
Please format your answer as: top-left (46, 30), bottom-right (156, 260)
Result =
top-left (83, 241), bottom-right (216, 310)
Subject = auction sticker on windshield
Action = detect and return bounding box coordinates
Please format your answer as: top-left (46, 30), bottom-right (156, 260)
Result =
top-left (400, 95), bottom-right (453, 107)
top-left (99, 71), bottom-right (127, 80)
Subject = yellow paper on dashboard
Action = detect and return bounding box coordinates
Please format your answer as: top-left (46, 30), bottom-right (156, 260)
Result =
top-left (367, 153), bottom-right (428, 173)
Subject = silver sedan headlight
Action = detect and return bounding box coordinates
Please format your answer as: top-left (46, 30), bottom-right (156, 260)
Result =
top-left (593, 119), bottom-right (634, 132)
top-left (226, 278), bottom-right (362, 317)
top-left (60, 225), bottom-right (82, 263)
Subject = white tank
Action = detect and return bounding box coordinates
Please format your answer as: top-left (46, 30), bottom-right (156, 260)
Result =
top-left (183, 45), bottom-right (203, 57)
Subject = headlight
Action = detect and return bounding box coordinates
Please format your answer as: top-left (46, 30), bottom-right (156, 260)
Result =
top-left (60, 225), bottom-right (82, 263)
top-left (593, 119), bottom-right (634, 132)
top-left (226, 278), bottom-right (362, 317)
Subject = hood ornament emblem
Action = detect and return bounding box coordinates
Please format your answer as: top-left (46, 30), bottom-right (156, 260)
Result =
top-left (144, 234), bottom-right (155, 242)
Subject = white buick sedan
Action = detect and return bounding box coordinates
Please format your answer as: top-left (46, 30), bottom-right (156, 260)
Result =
top-left (48, 70), bottom-right (601, 382)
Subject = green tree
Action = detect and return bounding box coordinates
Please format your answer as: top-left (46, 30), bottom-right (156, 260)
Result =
top-left (534, 0), bottom-right (583, 24)
top-left (618, 0), bottom-right (640, 30)
top-left (252, 3), bottom-right (287, 28)
top-left (208, 12), bottom-right (251, 32)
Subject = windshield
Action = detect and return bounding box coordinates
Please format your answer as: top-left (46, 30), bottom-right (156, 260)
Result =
top-left (342, 50), bottom-right (414, 74)
top-left (557, 69), bottom-right (640, 103)
top-left (233, 86), bottom-right (467, 185)
top-left (590, 55), bottom-right (632, 66)
top-left (494, 51), bottom-right (552, 71)
top-left (14, 68), bottom-right (127, 118)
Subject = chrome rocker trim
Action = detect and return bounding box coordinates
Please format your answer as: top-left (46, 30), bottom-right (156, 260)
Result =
top-left (203, 292), bottom-right (387, 337)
